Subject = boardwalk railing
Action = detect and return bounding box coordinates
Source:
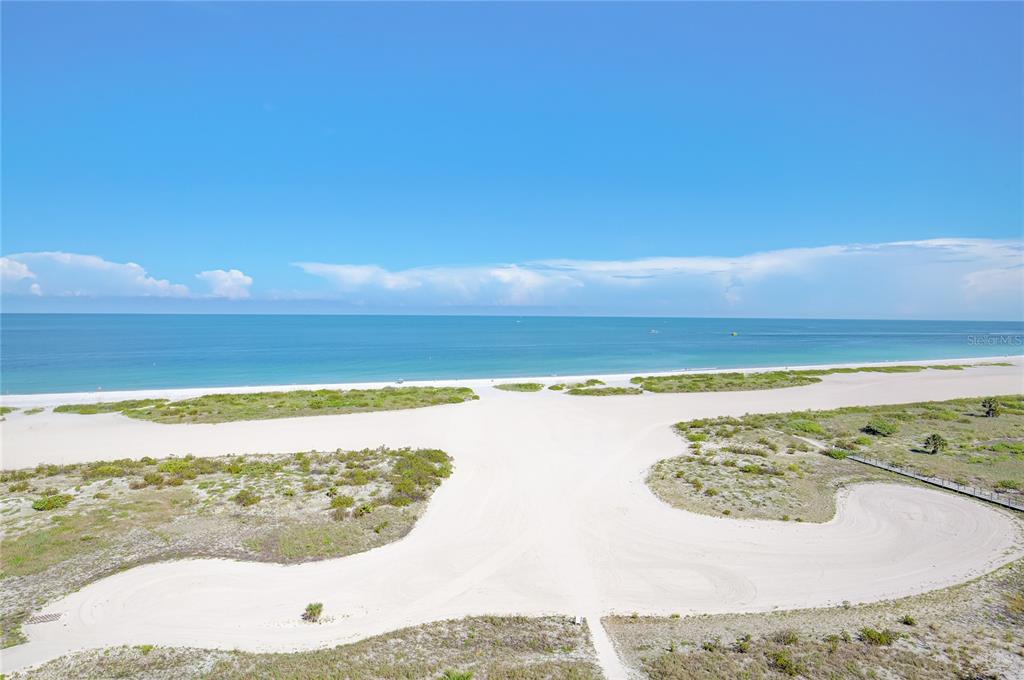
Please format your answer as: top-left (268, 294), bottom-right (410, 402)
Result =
top-left (846, 454), bottom-right (1024, 512)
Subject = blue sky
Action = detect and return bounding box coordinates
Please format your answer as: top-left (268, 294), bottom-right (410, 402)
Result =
top-left (2, 2), bottom-right (1021, 318)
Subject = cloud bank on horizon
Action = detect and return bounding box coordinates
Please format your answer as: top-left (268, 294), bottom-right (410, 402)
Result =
top-left (2, 238), bottom-right (1022, 320)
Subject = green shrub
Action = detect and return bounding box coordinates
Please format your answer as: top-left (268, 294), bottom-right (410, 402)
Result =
top-left (302, 602), bottom-right (323, 622)
top-left (82, 464), bottom-right (128, 480)
top-left (773, 629), bottom-right (799, 645)
top-left (32, 494), bottom-right (73, 511)
top-left (330, 494), bottom-right (355, 509)
top-left (767, 649), bottom-right (801, 676)
top-left (996, 480), bottom-right (1021, 490)
top-left (8, 480), bottom-right (30, 492)
top-left (440, 672), bottom-right (473, 680)
top-left (232, 489), bottom-right (261, 507)
top-left (142, 472), bottom-right (164, 486)
top-left (858, 627), bottom-right (898, 645)
top-left (899, 614), bottom-right (916, 626)
top-left (701, 637), bottom-right (722, 652)
top-left (825, 448), bottom-right (848, 460)
top-left (863, 417), bottom-right (898, 437)
top-left (787, 419), bottom-right (824, 435)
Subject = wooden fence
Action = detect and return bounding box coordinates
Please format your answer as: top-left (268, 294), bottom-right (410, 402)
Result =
top-left (846, 454), bottom-right (1024, 512)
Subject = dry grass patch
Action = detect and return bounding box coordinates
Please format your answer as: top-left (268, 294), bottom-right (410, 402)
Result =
top-left (606, 559), bottom-right (1024, 679)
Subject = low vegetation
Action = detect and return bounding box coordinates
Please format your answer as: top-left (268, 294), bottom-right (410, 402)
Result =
top-left (606, 558), bottom-right (1024, 679)
top-left (648, 395), bottom-right (1023, 521)
top-left (52, 386), bottom-right (478, 423)
top-left (302, 602), bottom-right (323, 623)
top-left (630, 363), bottom-right (1006, 393)
top-left (0, 447), bottom-right (452, 647)
top-left (566, 386), bottom-right (643, 396)
top-left (493, 382), bottom-right (544, 392)
top-left (549, 378), bottom-right (605, 391)
top-left (10, 616), bottom-right (602, 680)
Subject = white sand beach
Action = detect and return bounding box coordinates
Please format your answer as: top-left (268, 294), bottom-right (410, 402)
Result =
top-left (1, 359), bottom-right (1022, 676)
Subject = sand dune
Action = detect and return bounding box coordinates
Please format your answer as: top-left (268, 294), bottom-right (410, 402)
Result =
top-left (1, 362), bottom-right (1022, 675)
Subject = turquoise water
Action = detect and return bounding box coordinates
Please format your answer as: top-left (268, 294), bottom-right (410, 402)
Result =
top-left (1, 314), bottom-right (1021, 394)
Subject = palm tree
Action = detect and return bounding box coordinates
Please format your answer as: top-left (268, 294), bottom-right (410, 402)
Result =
top-left (923, 433), bottom-right (948, 455)
top-left (981, 397), bottom-right (1002, 418)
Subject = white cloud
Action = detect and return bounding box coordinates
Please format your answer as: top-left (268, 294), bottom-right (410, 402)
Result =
top-left (0, 257), bottom-right (36, 282)
top-left (295, 238), bottom-right (1023, 318)
top-left (1, 252), bottom-right (189, 298)
top-left (0, 252), bottom-right (254, 300)
top-left (293, 262), bottom-right (580, 306)
top-left (2, 239), bottom-right (1020, 319)
top-left (196, 269), bottom-right (253, 299)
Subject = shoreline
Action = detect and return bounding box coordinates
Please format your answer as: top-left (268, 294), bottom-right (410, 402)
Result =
top-left (1, 353), bottom-right (1020, 407)
top-left (1, 356), bottom-right (1022, 674)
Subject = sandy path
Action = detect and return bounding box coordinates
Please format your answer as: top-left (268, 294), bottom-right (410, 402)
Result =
top-left (1, 363), bottom-right (1022, 675)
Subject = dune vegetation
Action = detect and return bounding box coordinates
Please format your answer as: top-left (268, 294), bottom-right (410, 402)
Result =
top-left (10, 616), bottom-right (601, 680)
top-left (648, 395), bottom-right (1024, 522)
top-left (493, 382), bottom-right (545, 392)
top-left (548, 378), bottom-right (606, 392)
top-left (52, 386), bottom-right (478, 423)
top-left (567, 386), bottom-right (643, 396)
top-left (630, 363), bottom-right (1007, 393)
top-left (606, 558), bottom-right (1024, 680)
top-left (0, 447), bottom-right (452, 647)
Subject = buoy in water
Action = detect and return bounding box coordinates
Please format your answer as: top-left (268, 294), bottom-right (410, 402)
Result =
top-left (730, 331), bottom-right (737, 336)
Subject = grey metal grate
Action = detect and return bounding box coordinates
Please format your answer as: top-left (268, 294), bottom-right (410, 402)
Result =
top-left (25, 613), bottom-right (62, 625)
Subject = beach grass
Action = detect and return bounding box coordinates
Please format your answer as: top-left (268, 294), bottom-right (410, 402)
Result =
top-left (494, 382), bottom-right (545, 392)
top-left (9, 616), bottom-right (601, 680)
top-left (53, 386), bottom-right (478, 423)
top-left (631, 363), bottom-right (1003, 393)
top-left (549, 378), bottom-right (605, 392)
top-left (566, 386), bottom-right (643, 396)
top-left (648, 394), bottom-right (1024, 521)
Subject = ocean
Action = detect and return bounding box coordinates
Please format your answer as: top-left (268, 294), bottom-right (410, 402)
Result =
top-left (1, 314), bottom-right (1021, 395)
